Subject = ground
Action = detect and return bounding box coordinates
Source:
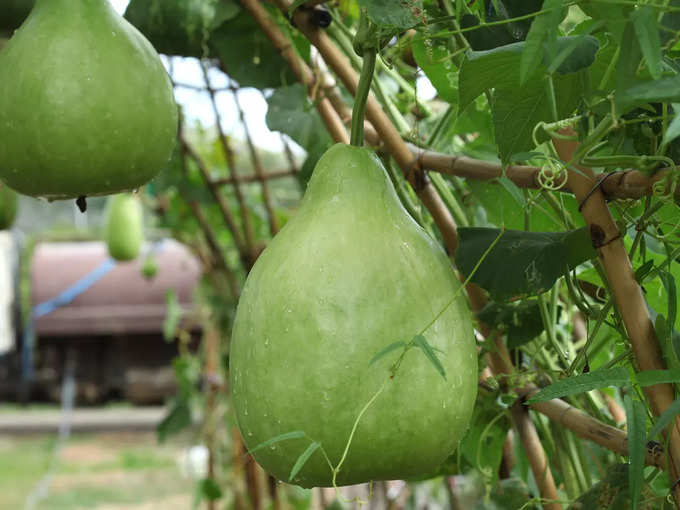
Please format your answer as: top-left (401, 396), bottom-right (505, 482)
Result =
top-left (0, 429), bottom-right (195, 509)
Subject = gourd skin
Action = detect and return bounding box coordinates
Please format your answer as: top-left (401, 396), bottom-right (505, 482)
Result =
top-left (0, 0), bottom-right (178, 199)
top-left (105, 193), bottom-right (143, 262)
top-left (230, 144), bottom-right (477, 488)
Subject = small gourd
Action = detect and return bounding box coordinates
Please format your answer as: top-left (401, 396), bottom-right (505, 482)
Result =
top-left (105, 193), bottom-right (143, 262)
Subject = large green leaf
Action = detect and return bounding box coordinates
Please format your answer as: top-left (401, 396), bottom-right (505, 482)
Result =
top-left (124, 0), bottom-right (240, 57)
top-left (519, 0), bottom-right (565, 84)
top-left (467, 178), bottom-right (584, 231)
top-left (412, 29), bottom-right (458, 104)
top-left (623, 393), bottom-right (646, 510)
top-left (211, 10), bottom-right (303, 89)
top-left (460, 392), bottom-right (511, 483)
top-left (631, 5), bottom-right (662, 80)
top-left (265, 84), bottom-right (333, 186)
top-left (455, 227), bottom-right (596, 300)
top-left (477, 300), bottom-right (546, 348)
top-left (528, 367), bottom-right (631, 403)
top-left (459, 37), bottom-right (599, 111)
top-left (617, 75), bottom-right (680, 113)
top-left (491, 72), bottom-right (582, 162)
top-left (357, 0), bottom-right (423, 28)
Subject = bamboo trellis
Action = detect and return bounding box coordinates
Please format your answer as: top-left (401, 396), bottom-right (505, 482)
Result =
top-left (165, 2), bottom-right (680, 508)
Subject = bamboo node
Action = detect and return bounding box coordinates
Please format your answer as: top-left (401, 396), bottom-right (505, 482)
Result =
top-left (589, 224), bottom-right (622, 249)
top-left (408, 151), bottom-right (428, 192)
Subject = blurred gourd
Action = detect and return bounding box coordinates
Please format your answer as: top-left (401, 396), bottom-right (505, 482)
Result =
top-left (105, 193), bottom-right (143, 262)
top-left (230, 144), bottom-right (477, 487)
top-left (0, 185), bottom-right (18, 230)
top-left (141, 255), bottom-right (159, 280)
top-left (0, 0), bottom-right (178, 200)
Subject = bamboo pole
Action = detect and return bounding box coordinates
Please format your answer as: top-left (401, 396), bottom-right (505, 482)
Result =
top-left (526, 390), bottom-right (666, 469)
top-left (179, 136), bottom-right (248, 260)
top-left (200, 62), bottom-right (257, 262)
top-left (230, 84), bottom-right (280, 236)
top-left (203, 325), bottom-right (220, 510)
top-left (510, 400), bottom-right (561, 508)
top-left (554, 133), bottom-right (680, 504)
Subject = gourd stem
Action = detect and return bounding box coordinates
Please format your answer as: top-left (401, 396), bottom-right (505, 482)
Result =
top-left (350, 49), bottom-right (376, 147)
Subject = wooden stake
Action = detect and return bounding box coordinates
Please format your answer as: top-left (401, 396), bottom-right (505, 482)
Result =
top-left (554, 133), bottom-right (680, 505)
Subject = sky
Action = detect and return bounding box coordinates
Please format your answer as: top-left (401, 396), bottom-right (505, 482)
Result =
top-left (109, 0), bottom-right (436, 153)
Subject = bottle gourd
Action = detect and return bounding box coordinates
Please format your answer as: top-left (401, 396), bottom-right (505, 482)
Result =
top-left (230, 144), bottom-right (477, 487)
top-left (0, 0), bottom-right (178, 199)
top-left (105, 193), bottom-right (143, 262)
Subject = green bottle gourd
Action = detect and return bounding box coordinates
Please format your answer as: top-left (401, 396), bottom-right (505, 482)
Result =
top-left (105, 193), bottom-right (143, 262)
top-left (0, 0), bottom-right (178, 199)
top-left (230, 144), bottom-right (477, 488)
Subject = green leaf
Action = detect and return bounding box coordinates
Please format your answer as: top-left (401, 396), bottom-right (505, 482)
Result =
top-left (659, 270), bottom-right (678, 336)
top-left (527, 367), bottom-right (630, 403)
top-left (411, 334), bottom-right (447, 380)
top-left (289, 441), bottom-right (321, 481)
top-left (547, 32), bottom-right (602, 74)
top-left (655, 314), bottom-right (680, 370)
top-left (637, 369), bottom-right (680, 387)
top-left (357, 0), bottom-right (423, 29)
top-left (412, 30), bottom-right (458, 104)
top-left (460, 391), bottom-right (511, 483)
top-left (519, 0), bottom-right (564, 84)
top-left (477, 300), bottom-right (546, 348)
top-left (459, 14), bottom-right (516, 51)
top-left (648, 397), bottom-right (680, 441)
top-left (661, 0), bottom-right (680, 47)
top-left (196, 478), bottom-right (222, 502)
top-left (248, 431), bottom-right (306, 455)
top-left (662, 104), bottom-right (680, 146)
top-left (163, 289), bottom-right (183, 342)
top-left (266, 84), bottom-right (333, 185)
top-left (369, 341), bottom-right (407, 366)
top-left (124, 0), bottom-right (240, 57)
top-left (631, 6), bottom-right (662, 80)
top-left (467, 178), bottom-right (583, 232)
top-left (617, 75), bottom-right (680, 113)
top-left (157, 398), bottom-right (192, 442)
top-left (210, 10), bottom-right (304, 89)
top-left (623, 393), bottom-right (646, 510)
top-left (455, 228), bottom-right (596, 301)
top-left (492, 72), bottom-right (582, 163)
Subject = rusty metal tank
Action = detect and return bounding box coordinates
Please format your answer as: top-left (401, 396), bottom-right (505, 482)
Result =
top-left (31, 239), bottom-right (201, 336)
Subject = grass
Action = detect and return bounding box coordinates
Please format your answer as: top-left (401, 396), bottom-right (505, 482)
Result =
top-left (0, 431), bottom-right (194, 509)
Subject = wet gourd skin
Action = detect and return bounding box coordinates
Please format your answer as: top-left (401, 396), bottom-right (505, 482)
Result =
top-left (105, 193), bottom-right (143, 262)
top-left (230, 144), bottom-right (477, 488)
top-left (0, 0), bottom-right (177, 199)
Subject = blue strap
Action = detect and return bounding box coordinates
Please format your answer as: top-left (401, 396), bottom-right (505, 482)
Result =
top-left (32, 258), bottom-right (117, 318)
top-left (22, 241), bottom-right (166, 382)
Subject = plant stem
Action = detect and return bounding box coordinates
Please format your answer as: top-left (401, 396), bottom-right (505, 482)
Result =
top-left (350, 49), bottom-right (376, 147)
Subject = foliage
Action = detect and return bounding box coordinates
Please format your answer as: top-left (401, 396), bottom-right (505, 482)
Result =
top-left (20, 0), bottom-right (680, 507)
